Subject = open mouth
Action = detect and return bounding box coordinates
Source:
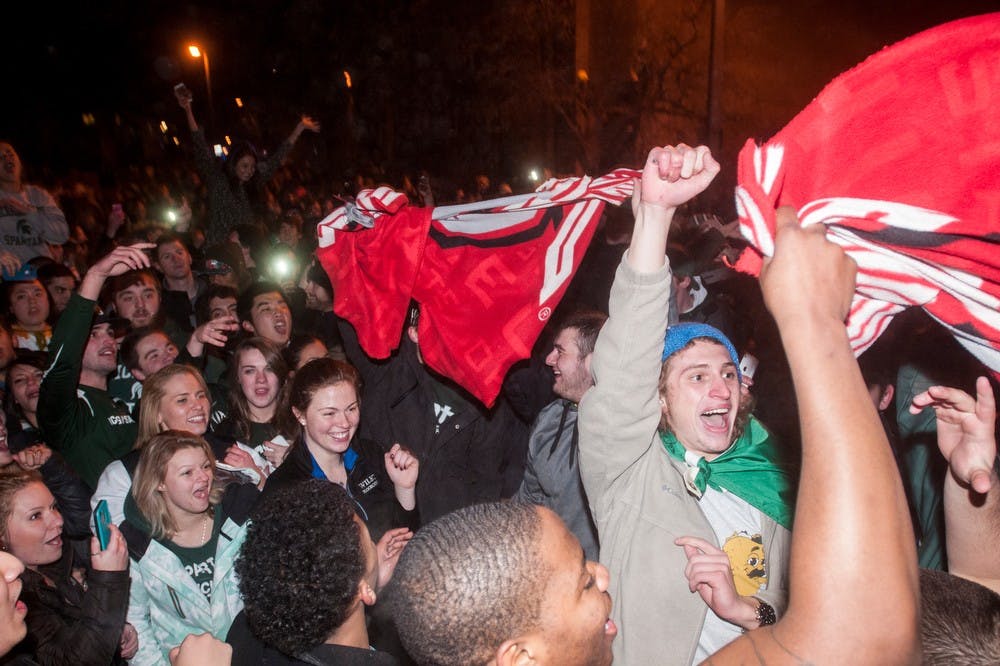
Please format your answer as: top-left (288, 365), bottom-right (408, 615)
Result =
top-left (45, 534), bottom-right (62, 549)
top-left (273, 318), bottom-right (288, 335)
top-left (700, 407), bottom-right (730, 431)
top-left (193, 486), bottom-right (209, 500)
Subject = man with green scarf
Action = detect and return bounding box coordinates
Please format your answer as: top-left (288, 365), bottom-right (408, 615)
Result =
top-left (578, 144), bottom-right (792, 666)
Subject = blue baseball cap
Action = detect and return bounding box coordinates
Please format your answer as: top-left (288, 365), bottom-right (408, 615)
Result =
top-left (662, 322), bottom-right (740, 378)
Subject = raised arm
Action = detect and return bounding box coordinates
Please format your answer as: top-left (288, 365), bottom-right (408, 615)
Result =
top-left (709, 208), bottom-right (919, 664)
top-left (578, 145), bottom-right (719, 510)
top-left (910, 377), bottom-right (999, 593)
top-left (255, 115), bottom-right (321, 181)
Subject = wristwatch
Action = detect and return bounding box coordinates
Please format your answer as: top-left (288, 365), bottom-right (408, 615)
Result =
top-left (753, 597), bottom-right (776, 627)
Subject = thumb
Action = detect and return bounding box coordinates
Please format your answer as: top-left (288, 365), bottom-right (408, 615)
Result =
top-left (969, 468), bottom-right (994, 495)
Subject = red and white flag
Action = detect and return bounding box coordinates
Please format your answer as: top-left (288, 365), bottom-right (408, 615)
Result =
top-left (733, 12), bottom-right (1000, 376)
top-left (316, 171), bottom-right (638, 406)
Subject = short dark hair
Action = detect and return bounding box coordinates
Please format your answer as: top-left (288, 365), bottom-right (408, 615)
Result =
top-left (236, 480), bottom-right (364, 657)
top-left (386, 501), bottom-right (546, 666)
top-left (105, 268), bottom-right (160, 303)
top-left (195, 284), bottom-right (239, 325)
top-left (36, 262), bottom-right (76, 286)
top-left (154, 231), bottom-right (191, 256)
top-left (237, 281), bottom-right (286, 325)
top-left (558, 310), bottom-right (607, 357)
top-left (119, 326), bottom-right (169, 374)
top-left (283, 334), bottom-right (327, 370)
top-left (919, 568), bottom-right (1000, 665)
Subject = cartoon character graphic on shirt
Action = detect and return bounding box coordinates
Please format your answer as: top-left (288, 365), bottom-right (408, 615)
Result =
top-left (723, 531), bottom-right (767, 596)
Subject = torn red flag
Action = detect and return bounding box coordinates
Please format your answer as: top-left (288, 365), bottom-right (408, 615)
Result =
top-left (315, 172), bottom-right (638, 406)
top-left (734, 12), bottom-right (1000, 376)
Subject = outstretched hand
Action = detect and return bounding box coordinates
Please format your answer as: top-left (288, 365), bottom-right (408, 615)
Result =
top-left (632, 144), bottom-right (720, 216)
top-left (299, 115), bottom-right (321, 133)
top-left (910, 376), bottom-right (996, 494)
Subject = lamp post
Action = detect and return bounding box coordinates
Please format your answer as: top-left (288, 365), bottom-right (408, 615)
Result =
top-left (187, 44), bottom-right (215, 130)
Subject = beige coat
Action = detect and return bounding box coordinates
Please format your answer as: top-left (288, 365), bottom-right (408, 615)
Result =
top-left (579, 258), bottom-right (790, 666)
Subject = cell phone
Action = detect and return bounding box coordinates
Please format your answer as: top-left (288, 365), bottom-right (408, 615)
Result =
top-left (94, 500), bottom-right (112, 550)
top-left (174, 82), bottom-right (192, 101)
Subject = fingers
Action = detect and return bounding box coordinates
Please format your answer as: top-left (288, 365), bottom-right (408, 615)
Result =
top-left (910, 385), bottom-right (976, 415)
top-left (674, 535), bottom-right (719, 554)
top-left (974, 376), bottom-right (996, 424)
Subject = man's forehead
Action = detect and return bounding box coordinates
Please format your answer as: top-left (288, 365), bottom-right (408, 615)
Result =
top-left (137, 331), bottom-right (170, 349)
top-left (252, 292), bottom-right (285, 307)
top-left (116, 277), bottom-right (158, 294)
top-left (667, 340), bottom-right (736, 371)
top-left (554, 326), bottom-right (582, 348)
top-left (211, 297), bottom-right (236, 308)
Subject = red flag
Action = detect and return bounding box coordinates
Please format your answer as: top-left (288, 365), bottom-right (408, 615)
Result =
top-left (733, 12), bottom-right (1000, 376)
top-left (316, 171), bottom-right (638, 406)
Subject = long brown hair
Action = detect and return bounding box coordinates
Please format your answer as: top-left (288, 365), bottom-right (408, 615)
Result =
top-left (227, 337), bottom-right (289, 441)
top-left (277, 357), bottom-right (361, 442)
top-left (131, 430), bottom-right (220, 540)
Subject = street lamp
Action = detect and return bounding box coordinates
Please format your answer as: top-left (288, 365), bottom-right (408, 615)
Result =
top-left (187, 43), bottom-right (214, 129)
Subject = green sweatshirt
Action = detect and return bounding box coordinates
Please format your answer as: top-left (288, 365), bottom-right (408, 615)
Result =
top-left (38, 293), bottom-right (138, 488)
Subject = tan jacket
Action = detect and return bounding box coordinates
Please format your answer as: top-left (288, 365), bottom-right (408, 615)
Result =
top-left (579, 258), bottom-right (789, 666)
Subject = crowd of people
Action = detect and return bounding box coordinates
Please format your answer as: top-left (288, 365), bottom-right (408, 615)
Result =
top-left (0, 62), bottom-right (997, 666)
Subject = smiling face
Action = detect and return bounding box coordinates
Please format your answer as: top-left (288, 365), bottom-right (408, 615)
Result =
top-left (8, 281), bottom-right (49, 329)
top-left (661, 339), bottom-right (741, 460)
top-left (113, 275), bottom-right (160, 328)
top-left (7, 363), bottom-right (43, 420)
top-left (0, 550), bottom-right (27, 654)
top-left (158, 446), bottom-right (213, 519)
top-left (3, 482), bottom-right (63, 568)
top-left (519, 508), bottom-right (615, 666)
top-left (302, 277), bottom-right (333, 311)
top-left (242, 292), bottom-right (291, 346)
top-left (545, 326), bottom-right (594, 404)
top-left (296, 381), bottom-right (360, 458)
top-left (234, 155), bottom-right (256, 183)
top-left (156, 372), bottom-right (210, 436)
top-left (81, 323), bottom-right (120, 376)
top-left (238, 347), bottom-right (281, 413)
top-left (133, 332), bottom-right (179, 381)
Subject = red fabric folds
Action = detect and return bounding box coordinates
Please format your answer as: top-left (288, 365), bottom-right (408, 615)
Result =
top-left (734, 12), bottom-right (1000, 376)
top-left (315, 171), bottom-right (638, 406)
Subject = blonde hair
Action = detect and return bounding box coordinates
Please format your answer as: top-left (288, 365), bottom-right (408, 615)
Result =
top-left (131, 430), bottom-right (220, 540)
top-left (0, 469), bottom-right (44, 549)
top-left (136, 364), bottom-right (211, 447)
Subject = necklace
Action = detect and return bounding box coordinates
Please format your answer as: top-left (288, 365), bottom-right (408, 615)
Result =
top-left (173, 512), bottom-right (211, 546)
top-left (199, 512), bottom-right (210, 545)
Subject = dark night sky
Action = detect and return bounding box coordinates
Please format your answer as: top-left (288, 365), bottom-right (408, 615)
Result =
top-left (3, 0), bottom-right (998, 178)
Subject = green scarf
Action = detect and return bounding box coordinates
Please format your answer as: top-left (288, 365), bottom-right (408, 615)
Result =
top-left (660, 416), bottom-right (794, 529)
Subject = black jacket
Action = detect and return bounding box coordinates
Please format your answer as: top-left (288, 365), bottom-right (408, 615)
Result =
top-left (261, 435), bottom-right (417, 541)
top-left (4, 544), bottom-right (130, 665)
top-left (338, 319), bottom-right (529, 525)
top-left (227, 611), bottom-right (398, 666)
